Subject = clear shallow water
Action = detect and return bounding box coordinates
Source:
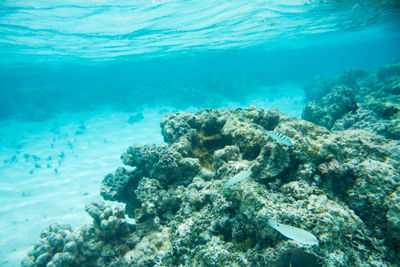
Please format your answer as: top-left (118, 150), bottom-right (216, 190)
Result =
top-left (0, 108), bottom-right (166, 265)
top-left (0, 0), bottom-right (400, 266)
top-left (0, 0), bottom-right (399, 121)
top-left (1, 30), bottom-right (400, 121)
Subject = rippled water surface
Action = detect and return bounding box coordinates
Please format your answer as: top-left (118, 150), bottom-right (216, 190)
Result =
top-left (1, 0), bottom-right (399, 67)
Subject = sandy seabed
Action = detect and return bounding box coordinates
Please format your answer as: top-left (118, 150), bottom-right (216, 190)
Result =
top-left (0, 108), bottom-right (166, 266)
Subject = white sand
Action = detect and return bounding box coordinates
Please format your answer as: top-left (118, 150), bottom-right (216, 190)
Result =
top-left (0, 87), bottom-right (304, 266)
top-left (0, 107), bottom-right (167, 266)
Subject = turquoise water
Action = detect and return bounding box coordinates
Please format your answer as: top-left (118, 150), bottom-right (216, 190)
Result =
top-left (1, 0), bottom-right (399, 66)
top-left (1, 30), bottom-right (400, 120)
top-left (1, 0), bottom-right (400, 119)
top-left (1, 0), bottom-right (400, 266)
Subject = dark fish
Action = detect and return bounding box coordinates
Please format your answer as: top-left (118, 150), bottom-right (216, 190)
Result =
top-left (348, 101), bottom-right (358, 113)
top-left (277, 249), bottom-right (323, 267)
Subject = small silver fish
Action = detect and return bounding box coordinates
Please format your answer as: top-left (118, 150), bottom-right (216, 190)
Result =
top-left (268, 219), bottom-right (319, 246)
top-left (224, 169), bottom-right (252, 188)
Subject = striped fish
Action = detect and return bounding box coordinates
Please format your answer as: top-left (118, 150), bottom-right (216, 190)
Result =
top-left (265, 130), bottom-right (293, 146)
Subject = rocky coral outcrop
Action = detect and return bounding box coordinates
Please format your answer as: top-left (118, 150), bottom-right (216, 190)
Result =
top-left (303, 75), bottom-right (337, 101)
top-left (386, 187), bottom-right (400, 249)
top-left (302, 62), bottom-right (400, 140)
top-left (22, 202), bottom-right (135, 267)
top-left (100, 106), bottom-right (399, 266)
top-left (302, 85), bottom-right (358, 130)
top-left (24, 104), bottom-right (400, 266)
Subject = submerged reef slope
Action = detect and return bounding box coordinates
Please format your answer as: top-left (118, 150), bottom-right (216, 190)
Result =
top-left (24, 106), bottom-right (400, 266)
top-left (302, 62), bottom-right (400, 140)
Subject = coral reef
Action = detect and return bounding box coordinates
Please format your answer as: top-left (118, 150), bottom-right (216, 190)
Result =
top-left (303, 75), bottom-right (337, 101)
top-left (302, 62), bottom-right (400, 140)
top-left (24, 103), bottom-right (400, 266)
top-left (22, 202), bottom-right (135, 267)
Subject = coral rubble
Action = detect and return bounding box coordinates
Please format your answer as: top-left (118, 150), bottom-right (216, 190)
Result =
top-left (24, 100), bottom-right (400, 266)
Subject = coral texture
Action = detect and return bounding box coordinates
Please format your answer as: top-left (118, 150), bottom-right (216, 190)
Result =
top-left (302, 62), bottom-right (400, 140)
top-left (22, 202), bottom-right (135, 266)
top-left (25, 101), bottom-right (400, 266)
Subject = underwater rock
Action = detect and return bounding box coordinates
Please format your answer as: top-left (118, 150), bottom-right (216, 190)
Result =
top-left (24, 106), bottom-right (400, 266)
top-left (121, 144), bottom-right (184, 182)
top-left (386, 187), bottom-right (400, 246)
top-left (347, 158), bottom-right (399, 228)
top-left (134, 177), bottom-right (182, 223)
top-left (100, 167), bottom-right (138, 202)
top-left (124, 227), bottom-right (171, 266)
top-left (302, 62), bottom-right (400, 140)
top-left (121, 144), bottom-right (162, 175)
top-left (22, 202), bottom-right (135, 267)
top-left (277, 248), bottom-right (322, 267)
top-left (302, 85), bottom-right (358, 130)
top-left (338, 68), bottom-right (369, 90)
top-left (160, 111), bottom-right (196, 144)
top-left (304, 75), bottom-right (337, 101)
